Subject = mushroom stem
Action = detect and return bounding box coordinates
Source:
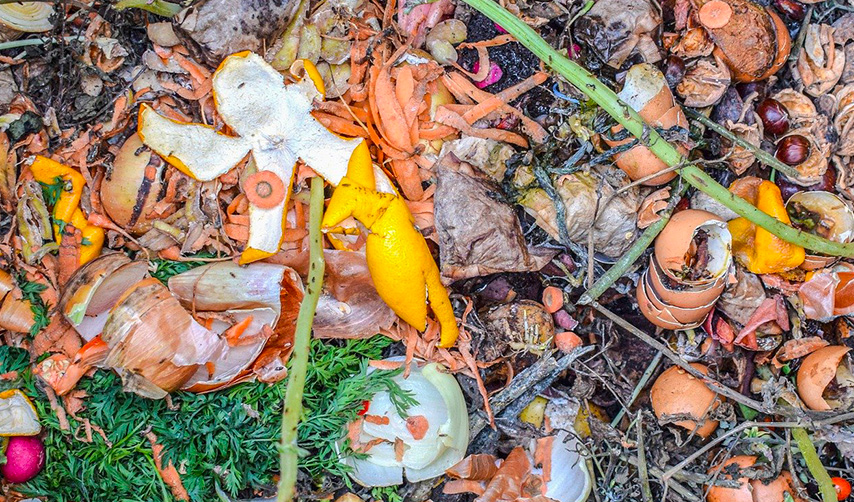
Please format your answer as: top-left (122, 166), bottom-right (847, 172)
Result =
top-left (460, 0), bottom-right (854, 259)
top-left (277, 177), bottom-right (326, 502)
top-left (792, 427), bottom-right (837, 502)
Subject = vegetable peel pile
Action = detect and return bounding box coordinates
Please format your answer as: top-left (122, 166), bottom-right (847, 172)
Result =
top-left (138, 51), bottom-right (371, 263)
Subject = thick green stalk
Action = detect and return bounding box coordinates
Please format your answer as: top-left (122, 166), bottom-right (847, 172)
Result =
top-left (792, 427), bottom-right (837, 502)
top-left (460, 0), bottom-right (854, 258)
top-left (277, 177), bottom-right (326, 502)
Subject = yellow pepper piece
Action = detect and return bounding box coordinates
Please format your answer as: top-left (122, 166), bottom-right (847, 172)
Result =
top-left (323, 142), bottom-right (459, 347)
top-left (728, 180), bottom-right (805, 274)
top-left (299, 59), bottom-right (326, 97)
top-left (29, 156), bottom-right (103, 264)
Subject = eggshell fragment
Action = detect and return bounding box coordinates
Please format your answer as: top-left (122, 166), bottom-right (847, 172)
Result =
top-left (637, 274), bottom-right (697, 330)
top-left (706, 455), bottom-right (806, 502)
top-left (796, 345), bottom-right (851, 410)
top-left (650, 363), bottom-right (720, 438)
top-left (654, 209), bottom-right (732, 284)
top-left (786, 191), bottom-right (854, 271)
top-left (647, 256), bottom-right (727, 309)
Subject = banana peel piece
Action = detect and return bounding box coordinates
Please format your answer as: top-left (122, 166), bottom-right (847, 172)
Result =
top-left (0, 389), bottom-right (40, 437)
top-left (138, 51), bottom-right (375, 263)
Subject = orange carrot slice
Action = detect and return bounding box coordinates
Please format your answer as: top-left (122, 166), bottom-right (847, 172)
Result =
top-left (699, 0), bottom-right (733, 29)
top-left (541, 286), bottom-right (564, 314)
top-left (243, 170), bottom-right (286, 209)
top-left (405, 415), bottom-right (429, 440)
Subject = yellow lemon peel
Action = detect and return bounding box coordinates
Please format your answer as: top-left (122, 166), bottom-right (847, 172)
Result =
top-left (30, 156), bottom-right (104, 265)
top-left (0, 389), bottom-right (40, 437)
top-left (323, 142), bottom-right (460, 347)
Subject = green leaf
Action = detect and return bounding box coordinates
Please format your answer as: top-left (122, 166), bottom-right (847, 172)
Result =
top-left (113, 0), bottom-right (183, 17)
top-left (738, 403), bottom-right (759, 421)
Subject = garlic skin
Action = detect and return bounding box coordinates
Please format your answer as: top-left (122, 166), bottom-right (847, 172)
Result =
top-left (340, 357), bottom-right (469, 487)
top-left (794, 24), bottom-right (845, 97)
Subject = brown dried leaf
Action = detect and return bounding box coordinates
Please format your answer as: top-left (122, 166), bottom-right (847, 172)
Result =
top-left (574, 0), bottom-right (662, 68)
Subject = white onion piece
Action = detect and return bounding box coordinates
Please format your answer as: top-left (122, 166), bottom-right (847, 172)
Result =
top-left (342, 357), bottom-right (469, 487)
top-left (168, 262), bottom-right (288, 317)
top-left (0, 3), bottom-right (54, 42)
top-left (542, 431), bottom-right (592, 502)
top-left (182, 307), bottom-right (277, 391)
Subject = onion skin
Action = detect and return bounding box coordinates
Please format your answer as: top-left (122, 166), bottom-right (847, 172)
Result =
top-left (101, 278), bottom-right (227, 398)
top-left (0, 290), bottom-right (35, 334)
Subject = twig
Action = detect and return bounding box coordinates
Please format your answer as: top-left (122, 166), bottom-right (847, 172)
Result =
top-left (580, 182), bottom-right (687, 305)
top-left (459, 0), bottom-right (854, 258)
top-left (636, 413), bottom-right (653, 502)
top-left (611, 351), bottom-right (663, 427)
top-left (589, 301), bottom-right (773, 413)
top-left (685, 109), bottom-right (799, 180)
top-left (468, 346), bottom-right (595, 439)
top-left (277, 177), bottom-right (326, 502)
top-left (623, 454), bottom-right (696, 500)
top-left (792, 427), bottom-right (837, 502)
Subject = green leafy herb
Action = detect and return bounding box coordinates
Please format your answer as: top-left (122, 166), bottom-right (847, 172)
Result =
top-left (150, 252), bottom-right (216, 284)
top-left (14, 272), bottom-right (50, 336)
top-left (0, 335), bottom-right (405, 501)
top-left (371, 486), bottom-right (403, 502)
top-left (38, 176), bottom-right (66, 209)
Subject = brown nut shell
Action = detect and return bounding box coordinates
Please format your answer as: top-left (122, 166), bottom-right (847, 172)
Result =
top-left (796, 345), bottom-right (851, 410)
top-left (650, 363), bottom-right (720, 438)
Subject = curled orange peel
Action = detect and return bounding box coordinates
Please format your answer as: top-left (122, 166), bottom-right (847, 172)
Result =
top-left (137, 52), bottom-right (376, 263)
top-left (30, 156), bottom-right (104, 265)
top-left (322, 139), bottom-right (460, 347)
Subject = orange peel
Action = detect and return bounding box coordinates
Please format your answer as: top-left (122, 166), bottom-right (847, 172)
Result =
top-left (137, 52), bottom-right (392, 263)
top-left (322, 140), bottom-right (460, 347)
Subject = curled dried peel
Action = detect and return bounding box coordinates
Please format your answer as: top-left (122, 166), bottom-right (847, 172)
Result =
top-left (137, 51), bottom-right (382, 262)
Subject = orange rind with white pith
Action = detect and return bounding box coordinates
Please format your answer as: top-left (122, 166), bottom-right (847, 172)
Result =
top-left (0, 389), bottom-right (40, 437)
top-left (137, 51), bottom-right (382, 263)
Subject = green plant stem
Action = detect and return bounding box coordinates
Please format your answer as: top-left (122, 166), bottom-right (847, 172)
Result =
top-left (580, 183), bottom-right (687, 304)
top-left (277, 177), bottom-right (326, 502)
top-left (685, 109), bottom-right (800, 180)
top-left (460, 0), bottom-right (854, 258)
top-left (112, 0), bottom-right (182, 17)
top-left (792, 427), bottom-right (837, 502)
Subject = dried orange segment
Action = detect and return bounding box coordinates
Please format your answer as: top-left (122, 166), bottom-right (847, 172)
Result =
top-left (0, 389), bottom-right (41, 437)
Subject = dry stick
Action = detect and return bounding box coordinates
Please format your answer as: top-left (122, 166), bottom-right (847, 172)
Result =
top-left (589, 300), bottom-right (772, 413)
top-left (662, 412), bottom-right (854, 482)
top-left (460, 0), bottom-right (854, 259)
top-left (277, 177), bottom-right (326, 502)
top-left (636, 413), bottom-right (653, 502)
top-left (468, 346), bottom-right (595, 439)
top-left (623, 454), bottom-right (696, 500)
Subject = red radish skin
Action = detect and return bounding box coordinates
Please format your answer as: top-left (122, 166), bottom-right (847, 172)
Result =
top-left (1, 436), bottom-right (45, 483)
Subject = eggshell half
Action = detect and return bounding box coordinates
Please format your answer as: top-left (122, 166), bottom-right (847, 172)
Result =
top-left (706, 455), bottom-right (755, 502)
top-left (796, 345), bottom-right (851, 410)
top-left (637, 275), bottom-right (692, 330)
top-left (642, 272), bottom-right (712, 324)
top-left (650, 363), bottom-right (721, 438)
top-left (648, 256), bottom-right (727, 309)
top-left (654, 210), bottom-right (732, 284)
top-left (787, 191), bottom-right (854, 271)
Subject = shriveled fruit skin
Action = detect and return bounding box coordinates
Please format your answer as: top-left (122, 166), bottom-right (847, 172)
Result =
top-left (173, 0), bottom-right (301, 66)
top-left (705, 0), bottom-right (789, 82)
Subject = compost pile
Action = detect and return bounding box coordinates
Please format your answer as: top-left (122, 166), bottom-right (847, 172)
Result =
top-left (0, 0), bottom-right (853, 501)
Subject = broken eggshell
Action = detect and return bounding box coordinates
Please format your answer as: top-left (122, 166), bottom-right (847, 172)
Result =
top-left (786, 191), bottom-right (854, 269)
top-left (340, 357), bottom-right (469, 487)
top-left (796, 345), bottom-right (852, 411)
top-left (650, 363), bottom-right (722, 438)
top-left (637, 272), bottom-right (712, 329)
top-left (605, 63), bottom-right (688, 185)
top-left (706, 456), bottom-right (806, 502)
top-left (654, 209), bottom-right (732, 285)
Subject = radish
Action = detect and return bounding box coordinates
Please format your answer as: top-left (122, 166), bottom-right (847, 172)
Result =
top-left (1, 436), bottom-right (45, 483)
